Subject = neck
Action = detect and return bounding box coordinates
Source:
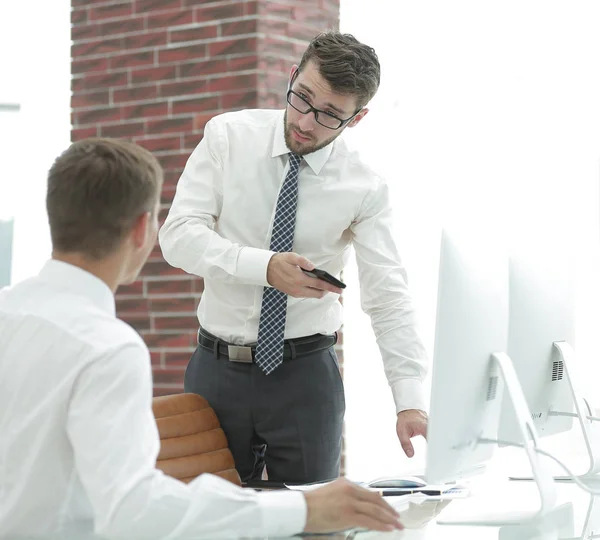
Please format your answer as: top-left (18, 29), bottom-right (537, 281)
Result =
top-left (52, 251), bottom-right (124, 294)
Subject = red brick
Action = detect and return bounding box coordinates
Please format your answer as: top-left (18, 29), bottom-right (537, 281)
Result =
top-left (157, 152), bottom-right (190, 171)
top-left (71, 7), bottom-right (88, 25)
top-left (161, 185), bottom-right (178, 205)
top-left (122, 313), bottom-right (152, 332)
top-left (193, 3), bottom-right (244, 21)
top-left (100, 17), bottom-right (146, 36)
top-left (263, 36), bottom-right (295, 57)
top-left (72, 25), bottom-right (99, 41)
top-left (228, 54), bottom-right (258, 71)
top-left (131, 66), bottom-right (178, 85)
top-left (100, 121), bottom-right (146, 138)
top-left (209, 37), bottom-right (257, 58)
top-left (244, 1), bottom-right (258, 15)
top-left (221, 19), bottom-right (257, 37)
top-left (109, 50), bottom-right (154, 70)
top-left (159, 79), bottom-right (207, 98)
top-left (150, 351), bottom-right (163, 366)
top-left (159, 43), bottom-right (206, 64)
top-left (172, 95), bottom-right (219, 116)
top-left (147, 9), bottom-right (193, 29)
top-left (183, 133), bottom-right (202, 150)
top-left (122, 101), bottom-right (169, 119)
top-left (135, 135), bottom-right (182, 153)
top-left (141, 260), bottom-right (186, 277)
top-left (221, 90), bottom-right (258, 110)
top-left (150, 297), bottom-right (197, 313)
top-left (72, 71), bottom-right (128, 92)
top-left (288, 22), bottom-right (321, 42)
top-left (152, 368), bottom-right (186, 386)
top-left (113, 85), bottom-right (159, 103)
top-left (123, 31), bottom-right (168, 50)
top-left (71, 90), bottom-right (110, 109)
top-left (154, 315), bottom-right (199, 331)
top-left (192, 279), bottom-right (205, 293)
top-left (116, 298), bottom-right (151, 313)
top-left (136, 0), bottom-right (182, 13)
top-left (206, 73), bottom-right (256, 93)
top-left (117, 280), bottom-right (144, 295)
top-left (141, 330), bottom-right (195, 349)
top-left (169, 25), bottom-right (218, 44)
top-left (192, 112), bottom-right (214, 131)
top-left (72, 56), bottom-right (109, 74)
top-left (164, 351), bottom-right (193, 368)
top-left (264, 3), bottom-right (294, 18)
top-left (147, 116), bottom-right (193, 135)
top-left (179, 58), bottom-right (226, 79)
top-left (75, 106), bottom-right (121, 126)
top-left (146, 279), bottom-right (193, 296)
top-left (153, 386), bottom-right (185, 397)
top-left (90, 2), bottom-right (133, 22)
top-left (71, 37), bottom-right (122, 58)
top-left (71, 126), bottom-right (98, 141)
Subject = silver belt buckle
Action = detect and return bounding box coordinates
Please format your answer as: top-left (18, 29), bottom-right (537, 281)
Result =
top-left (228, 345), bottom-right (253, 363)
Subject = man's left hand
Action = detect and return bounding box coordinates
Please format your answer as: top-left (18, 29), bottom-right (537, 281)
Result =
top-left (396, 409), bottom-right (428, 458)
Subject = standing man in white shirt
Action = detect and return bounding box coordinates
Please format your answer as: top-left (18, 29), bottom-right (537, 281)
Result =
top-left (160, 31), bottom-right (429, 485)
top-left (0, 138), bottom-right (403, 538)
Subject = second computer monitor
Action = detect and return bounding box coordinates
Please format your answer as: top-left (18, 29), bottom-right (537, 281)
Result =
top-left (498, 248), bottom-right (576, 443)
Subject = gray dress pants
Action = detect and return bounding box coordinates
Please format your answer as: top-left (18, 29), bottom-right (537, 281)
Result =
top-left (184, 338), bottom-right (345, 484)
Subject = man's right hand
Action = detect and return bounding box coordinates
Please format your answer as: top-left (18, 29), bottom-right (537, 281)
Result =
top-left (303, 478), bottom-right (404, 533)
top-left (266, 253), bottom-right (343, 298)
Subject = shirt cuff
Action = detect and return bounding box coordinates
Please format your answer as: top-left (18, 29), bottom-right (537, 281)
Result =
top-left (391, 378), bottom-right (428, 414)
top-left (258, 489), bottom-right (307, 537)
top-left (235, 247), bottom-right (275, 287)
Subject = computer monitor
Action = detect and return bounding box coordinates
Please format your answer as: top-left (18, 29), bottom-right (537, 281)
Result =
top-left (426, 229), bottom-right (556, 525)
top-left (498, 246), bottom-right (600, 480)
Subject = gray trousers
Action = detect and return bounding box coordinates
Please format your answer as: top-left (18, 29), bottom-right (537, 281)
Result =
top-left (184, 339), bottom-right (345, 484)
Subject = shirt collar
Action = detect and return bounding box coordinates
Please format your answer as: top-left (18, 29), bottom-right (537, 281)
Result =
top-left (39, 259), bottom-right (116, 317)
top-left (271, 110), bottom-right (334, 175)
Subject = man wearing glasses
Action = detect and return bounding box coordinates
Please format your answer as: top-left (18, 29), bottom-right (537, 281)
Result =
top-left (160, 31), bottom-right (428, 485)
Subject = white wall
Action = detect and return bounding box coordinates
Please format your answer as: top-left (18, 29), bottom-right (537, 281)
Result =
top-left (0, 0), bottom-right (70, 284)
top-left (340, 0), bottom-right (600, 481)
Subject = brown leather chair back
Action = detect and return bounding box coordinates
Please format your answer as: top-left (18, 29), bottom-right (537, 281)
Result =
top-left (152, 393), bottom-right (241, 486)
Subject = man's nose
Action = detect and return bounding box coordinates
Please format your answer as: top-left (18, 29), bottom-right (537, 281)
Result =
top-left (298, 111), bottom-right (316, 132)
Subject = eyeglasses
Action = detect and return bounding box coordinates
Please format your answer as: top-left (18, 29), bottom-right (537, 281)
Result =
top-left (286, 89), bottom-right (360, 130)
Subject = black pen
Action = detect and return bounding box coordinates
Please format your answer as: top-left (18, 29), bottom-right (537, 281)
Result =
top-left (377, 488), bottom-right (443, 497)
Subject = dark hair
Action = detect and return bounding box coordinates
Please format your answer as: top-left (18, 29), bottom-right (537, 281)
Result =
top-left (46, 138), bottom-right (163, 259)
top-left (297, 31), bottom-right (381, 108)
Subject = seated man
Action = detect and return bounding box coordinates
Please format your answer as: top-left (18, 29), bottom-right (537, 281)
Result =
top-left (0, 138), bottom-right (402, 538)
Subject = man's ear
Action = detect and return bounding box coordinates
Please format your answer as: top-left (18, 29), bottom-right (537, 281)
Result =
top-left (347, 108), bottom-right (369, 128)
top-left (131, 211), bottom-right (150, 249)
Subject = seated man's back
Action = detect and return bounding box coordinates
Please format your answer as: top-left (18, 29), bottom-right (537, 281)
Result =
top-left (0, 260), bottom-right (155, 536)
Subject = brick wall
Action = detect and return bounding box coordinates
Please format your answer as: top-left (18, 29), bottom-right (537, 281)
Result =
top-left (70, 0), bottom-right (340, 396)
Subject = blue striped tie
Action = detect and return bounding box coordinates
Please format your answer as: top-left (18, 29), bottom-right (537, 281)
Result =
top-left (255, 153), bottom-right (302, 374)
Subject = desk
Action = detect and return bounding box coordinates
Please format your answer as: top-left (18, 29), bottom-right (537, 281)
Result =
top-left (285, 480), bottom-right (596, 540)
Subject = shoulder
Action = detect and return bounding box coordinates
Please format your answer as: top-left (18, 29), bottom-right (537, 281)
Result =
top-left (331, 136), bottom-right (387, 191)
top-left (208, 108), bottom-right (281, 130)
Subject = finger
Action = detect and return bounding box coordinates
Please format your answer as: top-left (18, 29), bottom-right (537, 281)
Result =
top-left (300, 275), bottom-right (343, 294)
top-left (353, 487), bottom-right (400, 517)
top-left (287, 253), bottom-right (315, 270)
top-left (398, 429), bottom-right (415, 458)
top-left (353, 502), bottom-right (404, 532)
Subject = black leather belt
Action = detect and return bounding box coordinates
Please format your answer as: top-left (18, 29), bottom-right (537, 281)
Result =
top-left (198, 328), bottom-right (337, 363)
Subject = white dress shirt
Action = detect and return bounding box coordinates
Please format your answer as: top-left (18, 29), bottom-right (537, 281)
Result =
top-left (0, 260), bottom-right (306, 539)
top-left (159, 108), bottom-right (428, 413)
